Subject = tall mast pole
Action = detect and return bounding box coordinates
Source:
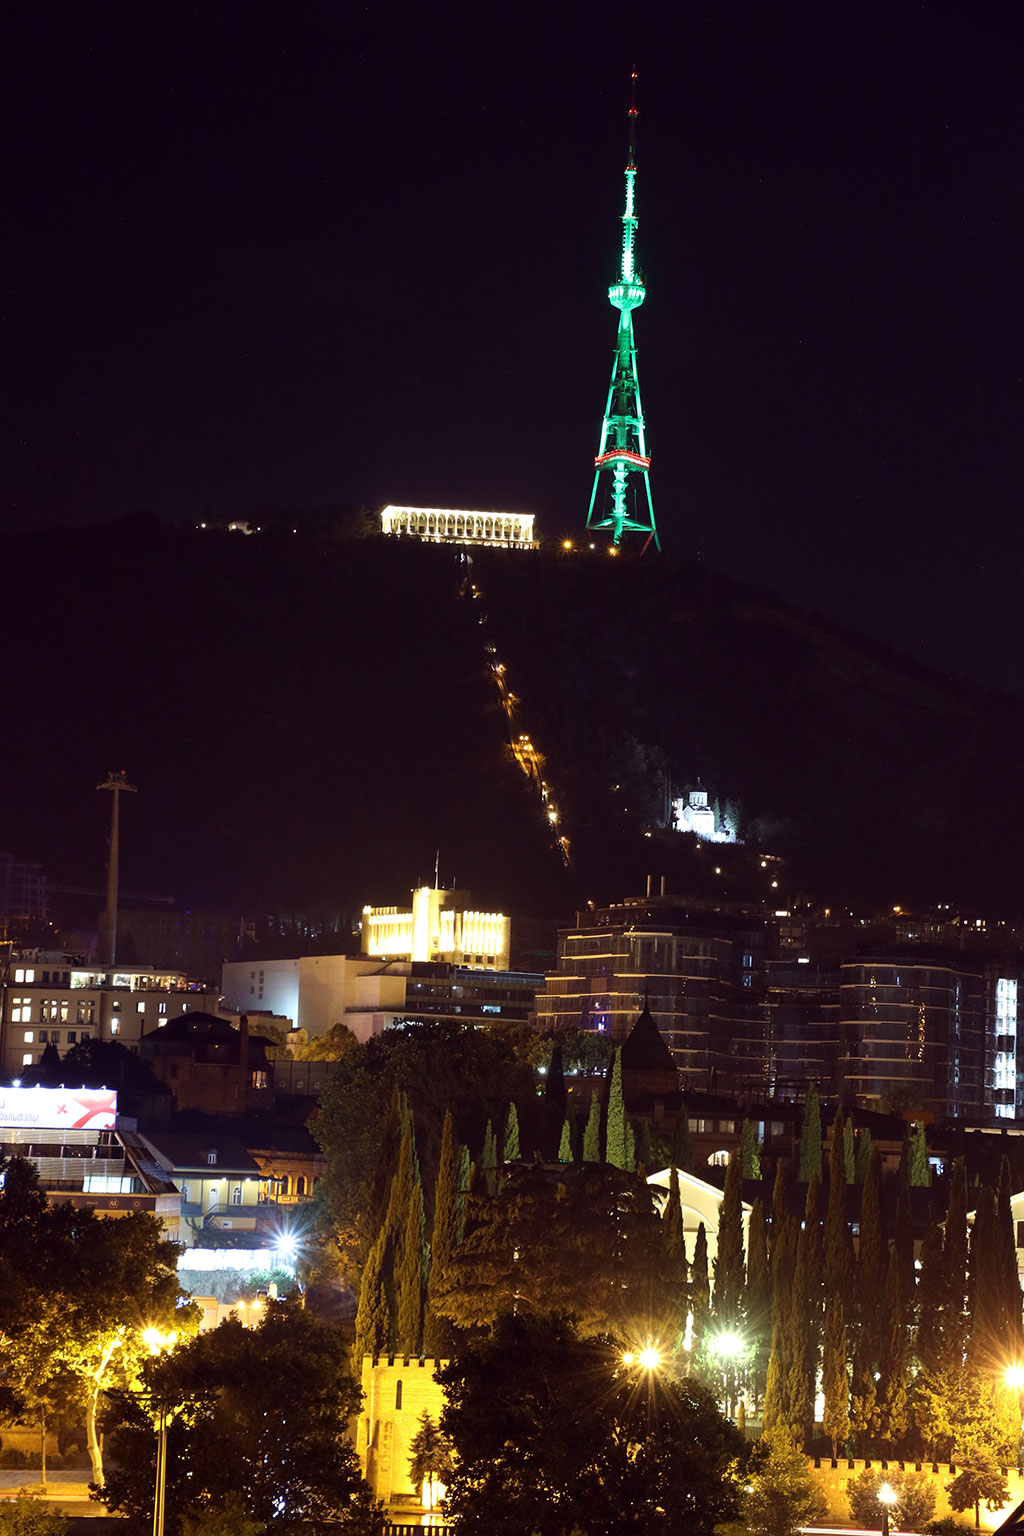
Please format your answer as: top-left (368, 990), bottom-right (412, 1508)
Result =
top-left (585, 71), bottom-right (660, 551)
top-left (98, 770), bottom-right (137, 968)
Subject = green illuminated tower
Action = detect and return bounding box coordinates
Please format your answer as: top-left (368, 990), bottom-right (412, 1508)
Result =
top-left (586, 73), bottom-right (660, 551)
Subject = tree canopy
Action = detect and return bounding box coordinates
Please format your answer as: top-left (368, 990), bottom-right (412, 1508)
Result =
top-left (100, 1302), bottom-right (378, 1535)
top-left (438, 1311), bottom-right (748, 1536)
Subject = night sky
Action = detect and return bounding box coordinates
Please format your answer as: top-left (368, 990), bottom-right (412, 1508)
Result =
top-left (6, 3), bottom-right (1023, 691)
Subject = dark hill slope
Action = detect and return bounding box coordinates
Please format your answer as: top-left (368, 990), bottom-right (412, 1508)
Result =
top-left (476, 547), bottom-right (1024, 911)
top-left (2, 522), bottom-right (1021, 919)
top-left (0, 522), bottom-right (566, 915)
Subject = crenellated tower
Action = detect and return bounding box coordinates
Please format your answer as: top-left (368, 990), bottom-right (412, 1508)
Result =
top-left (586, 72), bottom-right (660, 551)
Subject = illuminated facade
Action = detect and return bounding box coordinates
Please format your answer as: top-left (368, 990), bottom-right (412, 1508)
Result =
top-left (586, 74), bottom-right (659, 550)
top-left (672, 787), bottom-right (740, 843)
top-left (380, 504), bottom-right (535, 549)
top-left (362, 887), bottom-right (510, 971)
top-left (0, 955), bottom-right (218, 1077)
top-left (0, 1085), bottom-right (182, 1222)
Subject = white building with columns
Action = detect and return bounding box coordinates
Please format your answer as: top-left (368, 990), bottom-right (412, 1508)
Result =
top-left (380, 504), bottom-right (535, 549)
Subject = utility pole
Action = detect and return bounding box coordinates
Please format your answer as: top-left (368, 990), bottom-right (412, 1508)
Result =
top-left (97, 770), bottom-right (137, 968)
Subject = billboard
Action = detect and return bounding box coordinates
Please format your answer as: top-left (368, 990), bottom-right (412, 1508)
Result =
top-left (0, 1086), bottom-right (117, 1131)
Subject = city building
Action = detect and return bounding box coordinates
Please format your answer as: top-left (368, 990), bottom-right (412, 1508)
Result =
top-left (0, 854), bottom-right (48, 936)
top-left (0, 952), bottom-right (220, 1078)
top-left (220, 949), bottom-right (542, 1043)
top-left (362, 887), bottom-right (511, 971)
top-left (533, 891), bottom-right (772, 1086)
top-left (357, 1356), bottom-right (448, 1512)
top-left (536, 889), bottom-right (1024, 1119)
top-left (137, 1012), bottom-right (274, 1116)
top-left (0, 1083), bottom-right (181, 1223)
top-left (380, 504), bottom-right (535, 549)
top-left (117, 908), bottom-right (255, 983)
top-left (139, 1130), bottom-right (262, 1247)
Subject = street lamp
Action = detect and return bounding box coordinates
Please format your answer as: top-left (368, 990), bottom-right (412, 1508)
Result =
top-left (140, 1328), bottom-right (178, 1536)
top-left (622, 1344), bottom-right (661, 1371)
top-left (1006, 1365), bottom-right (1024, 1471)
top-left (878, 1480), bottom-right (896, 1536)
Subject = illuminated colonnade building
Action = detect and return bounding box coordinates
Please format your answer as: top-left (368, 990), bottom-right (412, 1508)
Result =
top-left (380, 505), bottom-right (535, 549)
top-left (362, 886), bottom-right (510, 972)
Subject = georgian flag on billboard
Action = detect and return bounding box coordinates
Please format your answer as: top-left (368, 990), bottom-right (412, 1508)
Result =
top-left (0, 1086), bottom-right (117, 1130)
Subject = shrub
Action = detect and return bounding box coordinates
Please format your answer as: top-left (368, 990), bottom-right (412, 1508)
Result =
top-left (0, 1498), bottom-right (68, 1536)
top-left (847, 1466), bottom-right (937, 1532)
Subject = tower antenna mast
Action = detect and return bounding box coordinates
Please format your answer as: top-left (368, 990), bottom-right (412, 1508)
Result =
top-left (98, 769), bottom-right (137, 968)
top-left (585, 71), bottom-right (660, 551)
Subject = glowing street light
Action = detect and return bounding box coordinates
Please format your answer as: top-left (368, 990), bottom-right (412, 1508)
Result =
top-left (622, 1343), bottom-right (661, 1370)
top-left (878, 1481), bottom-right (896, 1536)
top-left (1006, 1365), bottom-right (1024, 1390)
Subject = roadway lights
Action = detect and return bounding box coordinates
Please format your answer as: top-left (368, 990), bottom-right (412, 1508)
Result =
top-left (878, 1481), bottom-right (896, 1536)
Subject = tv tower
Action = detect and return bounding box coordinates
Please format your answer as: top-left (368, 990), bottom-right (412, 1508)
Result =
top-left (586, 72), bottom-right (660, 551)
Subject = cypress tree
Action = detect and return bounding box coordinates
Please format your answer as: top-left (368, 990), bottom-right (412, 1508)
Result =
top-left (633, 1116), bottom-right (653, 1172)
top-left (857, 1147), bottom-right (888, 1365)
top-left (741, 1117), bottom-right (762, 1178)
top-left (385, 1119), bottom-right (418, 1244)
top-left (423, 1110), bottom-right (467, 1355)
top-left (605, 1047), bottom-right (627, 1168)
top-left (370, 1085), bottom-right (410, 1236)
top-left (844, 1115), bottom-right (856, 1183)
top-left (583, 1092), bottom-right (601, 1163)
top-left (997, 1156), bottom-right (1023, 1359)
top-left (854, 1126), bottom-right (873, 1184)
top-left (967, 1184), bottom-right (999, 1366)
top-left (662, 1166), bottom-right (684, 1261)
top-left (481, 1119), bottom-right (497, 1195)
top-left (501, 1102), bottom-right (520, 1164)
top-left (423, 1111), bottom-right (458, 1353)
top-left (690, 1222), bottom-right (711, 1354)
top-left (672, 1105), bottom-right (694, 1173)
top-left (785, 1223), bottom-right (816, 1446)
top-left (914, 1222), bottom-right (947, 1378)
top-left (455, 1142), bottom-right (471, 1243)
top-left (772, 1156), bottom-right (789, 1234)
top-left (825, 1107), bottom-right (854, 1317)
top-left (557, 1117), bottom-right (573, 1163)
top-left (545, 1042), bottom-right (567, 1117)
top-left (352, 1227), bottom-right (391, 1366)
top-left (908, 1121), bottom-right (931, 1186)
top-left (713, 1153), bottom-right (746, 1329)
top-left (877, 1248), bottom-right (909, 1453)
top-left (893, 1173), bottom-right (915, 1300)
top-left (798, 1085), bottom-right (822, 1183)
top-left (822, 1293), bottom-right (850, 1458)
top-left (395, 1174), bottom-right (426, 1355)
top-left (745, 1197), bottom-right (772, 1406)
top-left (763, 1214), bottom-right (798, 1442)
top-left (944, 1156), bottom-right (969, 1365)
top-left (624, 1115), bottom-right (636, 1173)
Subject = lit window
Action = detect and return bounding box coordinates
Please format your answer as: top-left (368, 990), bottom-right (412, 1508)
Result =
top-left (137, 1001), bottom-right (146, 1014)
top-left (110, 1020), bottom-right (120, 1037)
top-left (158, 1001), bottom-right (167, 1015)
top-left (208, 1151), bottom-right (217, 1166)
top-left (111, 1001), bottom-right (121, 1012)
top-left (23, 1031), bottom-right (34, 1044)
top-left (231, 1185), bottom-right (242, 1205)
top-left (22, 1054), bottom-right (32, 1066)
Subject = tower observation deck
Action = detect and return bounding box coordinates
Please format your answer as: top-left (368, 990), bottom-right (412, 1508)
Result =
top-left (585, 73), bottom-right (660, 551)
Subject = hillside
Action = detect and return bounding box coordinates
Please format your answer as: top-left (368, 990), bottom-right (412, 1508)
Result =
top-left (3, 519), bottom-right (1022, 922)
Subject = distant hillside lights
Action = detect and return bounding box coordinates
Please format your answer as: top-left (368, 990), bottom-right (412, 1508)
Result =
top-left (380, 504), bottom-right (536, 549)
top-left (672, 786), bottom-right (741, 845)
